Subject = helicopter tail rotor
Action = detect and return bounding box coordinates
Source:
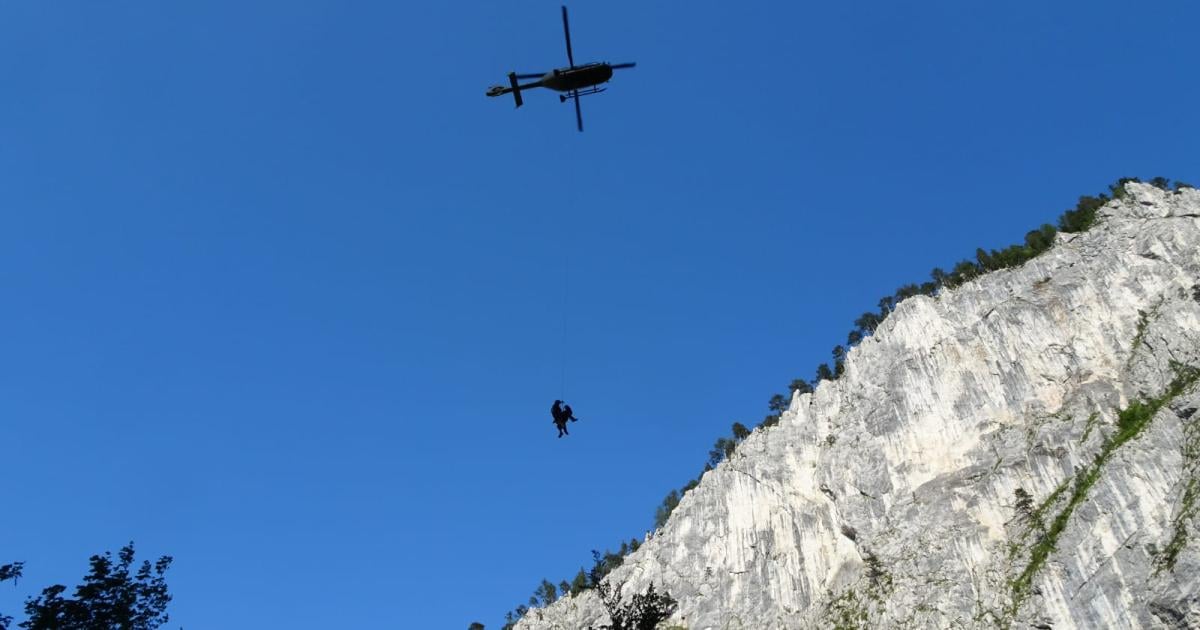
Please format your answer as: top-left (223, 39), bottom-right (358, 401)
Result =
top-left (507, 72), bottom-right (524, 108)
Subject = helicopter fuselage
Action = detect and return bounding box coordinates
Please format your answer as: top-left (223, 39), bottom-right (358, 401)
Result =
top-left (538, 63), bottom-right (614, 92)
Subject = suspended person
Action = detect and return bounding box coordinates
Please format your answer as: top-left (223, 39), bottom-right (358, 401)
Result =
top-left (551, 400), bottom-right (569, 438)
top-left (562, 403), bottom-right (580, 424)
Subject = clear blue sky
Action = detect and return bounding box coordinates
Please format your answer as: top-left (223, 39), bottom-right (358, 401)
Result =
top-left (1, 1), bottom-right (1197, 628)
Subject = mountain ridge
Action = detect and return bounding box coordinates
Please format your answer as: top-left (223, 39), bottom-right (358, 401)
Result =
top-left (516, 182), bottom-right (1200, 629)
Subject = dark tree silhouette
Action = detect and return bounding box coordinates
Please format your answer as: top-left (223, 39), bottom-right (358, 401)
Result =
top-left (950, 260), bottom-right (981, 285)
top-left (468, 623), bottom-right (485, 630)
top-left (655, 490), bottom-right (680, 529)
top-left (588, 548), bottom-right (626, 587)
top-left (595, 580), bottom-right (677, 630)
top-left (1058, 194), bottom-right (1107, 232)
top-left (815, 363), bottom-right (834, 383)
top-left (1013, 488), bottom-right (1034, 524)
top-left (0, 563), bottom-right (20, 583)
top-left (853, 311), bottom-right (881, 335)
top-left (877, 295), bottom-right (896, 316)
top-left (569, 569), bottom-right (589, 596)
top-left (789, 378), bottom-right (813, 395)
top-left (2, 562), bottom-right (24, 630)
top-left (707, 437), bottom-right (736, 468)
top-left (1109, 176), bottom-right (1141, 198)
top-left (894, 283), bottom-right (921, 301)
top-left (1024, 224), bottom-right (1056, 253)
top-left (975, 247), bottom-right (997, 272)
top-left (731, 422), bottom-right (751, 441)
top-left (832, 345), bottom-right (847, 377)
top-left (535, 579), bottom-right (558, 607)
top-left (10, 544), bottom-right (171, 630)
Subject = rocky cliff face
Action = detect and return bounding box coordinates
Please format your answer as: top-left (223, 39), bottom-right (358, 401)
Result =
top-left (516, 183), bottom-right (1200, 630)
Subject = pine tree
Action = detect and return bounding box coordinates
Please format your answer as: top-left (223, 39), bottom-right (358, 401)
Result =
top-left (654, 490), bottom-right (681, 528)
top-left (731, 422), bottom-right (751, 441)
top-left (570, 569), bottom-right (589, 595)
top-left (708, 437), bottom-right (736, 467)
top-left (1109, 176), bottom-right (1141, 199)
top-left (815, 363), bottom-right (834, 382)
top-left (894, 283), bottom-right (921, 301)
top-left (535, 579), bottom-right (558, 607)
top-left (832, 345), bottom-right (847, 377)
top-left (975, 247), bottom-right (996, 271)
top-left (1013, 488), bottom-right (1034, 524)
top-left (1058, 194), bottom-right (1107, 232)
top-left (789, 378), bottom-right (813, 395)
top-left (853, 311), bottom-right (882, 334)
top-left (950, 260), bottom-right (980, 285)
top-left (1023, 224), bottom-right (1056, 253)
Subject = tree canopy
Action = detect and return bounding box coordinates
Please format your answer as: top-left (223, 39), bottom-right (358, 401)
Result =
top-left (1, 544), bottom-right (171, 630)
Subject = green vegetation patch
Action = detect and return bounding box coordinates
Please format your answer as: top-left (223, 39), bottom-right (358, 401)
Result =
top-left (825, 588), bottom-right (871, 630)
top-left (1158, 478), bottom-right (1198, 573)
top-left (821, 551), bottom-right (894, 629)
top-left (1128, 298), bottom-right (1164, 367)
top-left (1079, 412), bottom-right (1102, 444)
top-left (1157, 398), bottom-right (1200, 573)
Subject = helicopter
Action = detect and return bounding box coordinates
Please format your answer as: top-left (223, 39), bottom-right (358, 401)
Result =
top-left (486, 6), bottom-right (636, 132)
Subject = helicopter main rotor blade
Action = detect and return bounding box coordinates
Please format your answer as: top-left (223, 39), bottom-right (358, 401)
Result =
top-left (573, 91), bottom-right (583, 132)
top-left (514, 73), bottom-right (546, 79)
top-left (610, 62), bottom-right (637, 70)
top-left (561, 5), bottom-right (575, 68)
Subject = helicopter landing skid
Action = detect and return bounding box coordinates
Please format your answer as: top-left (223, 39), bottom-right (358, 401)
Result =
top-left (560, 87), bottom-right (606, 102)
